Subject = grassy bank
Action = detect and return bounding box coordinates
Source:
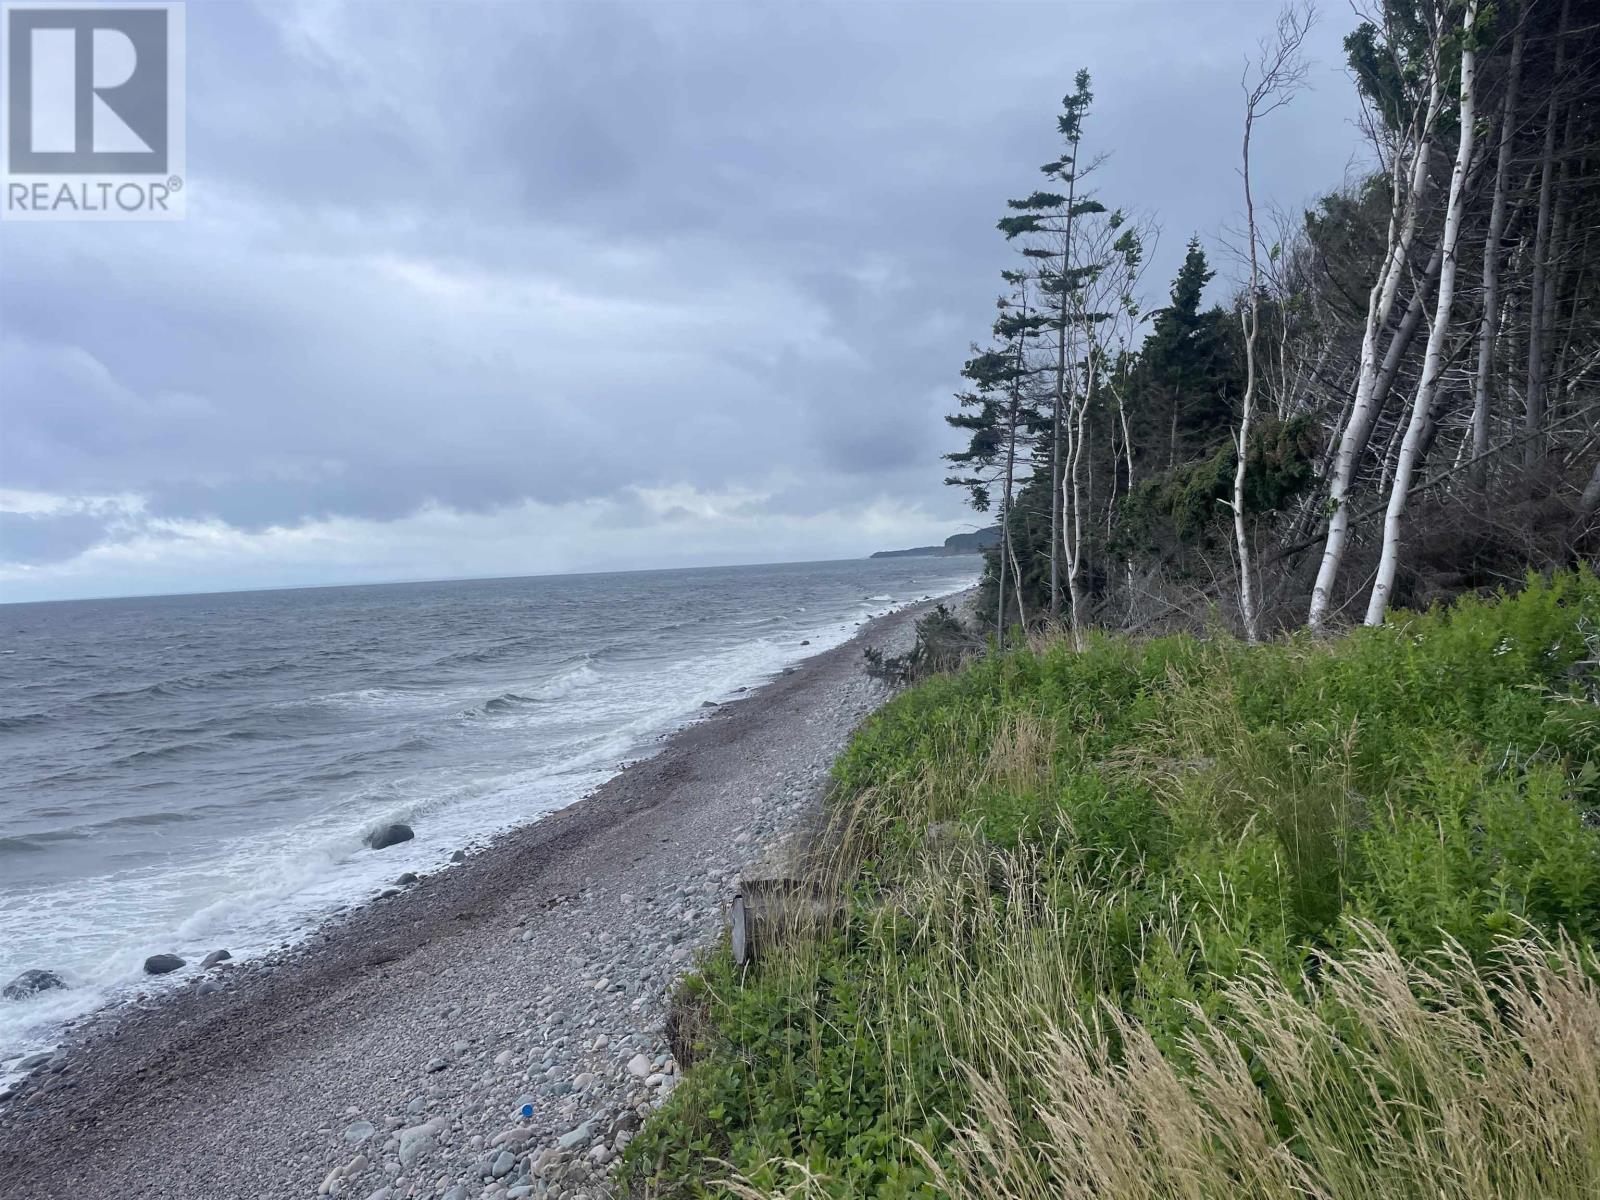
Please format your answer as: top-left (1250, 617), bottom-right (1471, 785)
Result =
top-left (625, 570), bottom-right (1600, 1199)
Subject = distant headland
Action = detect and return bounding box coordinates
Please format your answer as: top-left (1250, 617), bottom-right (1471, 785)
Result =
top-left (870, 526), bottom-right (999, 559)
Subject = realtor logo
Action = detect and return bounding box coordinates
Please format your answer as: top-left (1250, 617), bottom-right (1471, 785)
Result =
top-left (2, 2), bottom-right (185, 220)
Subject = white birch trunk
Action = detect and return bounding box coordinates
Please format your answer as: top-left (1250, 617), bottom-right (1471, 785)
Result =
top-left (1308, 70), bottom-right (1443, 631)
top-left (1235, 81), bottom-right (1264, 642)
top-left (1366, 1), bottom-right (1478, 626)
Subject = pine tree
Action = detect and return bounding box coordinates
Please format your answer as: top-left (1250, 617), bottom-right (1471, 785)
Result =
top-left (998, 70), bottom-right (1102, 618)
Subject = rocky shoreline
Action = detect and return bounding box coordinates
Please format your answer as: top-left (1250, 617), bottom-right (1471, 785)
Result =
top-left (0, 593), bottom-right (966, 1200)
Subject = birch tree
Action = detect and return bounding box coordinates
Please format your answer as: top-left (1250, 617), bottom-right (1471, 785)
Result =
top-left (1366, 0), bottom-right (1480, 625)
top-left (1235, 2), bottom-right (1314, 642)
top-left (1308, 2), bottom-right (1446, 631)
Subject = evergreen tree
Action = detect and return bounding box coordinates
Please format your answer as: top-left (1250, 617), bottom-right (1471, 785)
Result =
top-left (1127, 239), bottom-right (1241, 473)
top-left (997, 69), bottom-right (1103, 617)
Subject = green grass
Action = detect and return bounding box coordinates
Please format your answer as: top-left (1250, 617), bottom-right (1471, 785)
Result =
top-left (623, 570), bottom-right (1600, 1199)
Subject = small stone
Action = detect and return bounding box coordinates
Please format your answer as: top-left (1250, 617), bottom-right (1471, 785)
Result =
top-left (344, 1120), bottom-right (376, 1144)
top-left (451, 850), bottom-right (467, 863)
top-left (491, 1150), bottom-right (515, 1178)
top-left (557, 1122), bottom-right (593, 1151)
top-left (395, 872), bottom-right (419, 885)
top-left (143, 954), bottom-right (185, 975)
top-left (3, 969), bottom-right (65, 1000)
top-left (200, 949), bottom-right (232, 968)
top-left (626, 1053), bottom-right (651, 1079)
top-left (365, 823), bottom-right (414, 851)
top-left (426, 1057), bottom-right (449, 1073)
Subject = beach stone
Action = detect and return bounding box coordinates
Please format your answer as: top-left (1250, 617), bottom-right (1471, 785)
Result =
top-left (3, 969), bottom-right (65, 1000)
top-left (193, 979), bottom-right (222, 997)
top-left (491, 1150), bottom-right (515, 1178)
top-left (426, 1057), bottom-right (449, 1073)
top-left (451, 850), bottom-right (467, 863)
top-left (17, 1052), bottom-right (52, 1072)
top-left (395, 873), bottom-right (418, 885)
top-left (397, 1123), bottom-right (438, 1169)
top-left (143, 954), bottom-right (185, 975)
top-left (200, 949), bottom-right (232, 968)
top-left (626, 1054), bottom-right (650, 1079)
top-left (365, 823), bottom-right (414, 851)
top-left (344, 1120), bottom-right (376, 1144)
top-left (609, 1111), bottom-right (640, 1136)
top-left (557, 1122), bottom-right (592, 1151)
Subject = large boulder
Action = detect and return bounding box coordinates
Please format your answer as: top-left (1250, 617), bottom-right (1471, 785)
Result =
top-left (143, 954), bottom-right (185, 975)
top-left (365, 823), bottom-right (414, 850)
top-left (3, 969), bottom-right (65, 1000)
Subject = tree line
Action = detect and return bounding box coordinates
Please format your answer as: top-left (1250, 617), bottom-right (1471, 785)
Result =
top-left (945, 0), bottom-right (1600, 644)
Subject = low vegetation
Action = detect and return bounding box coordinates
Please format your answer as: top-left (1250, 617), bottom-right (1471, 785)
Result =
top-left (624, 571), bottom-right (1600, 1198)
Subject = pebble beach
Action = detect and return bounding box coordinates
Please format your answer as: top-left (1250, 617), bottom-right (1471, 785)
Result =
top-left (0, 596), bottom-right (959, 1200)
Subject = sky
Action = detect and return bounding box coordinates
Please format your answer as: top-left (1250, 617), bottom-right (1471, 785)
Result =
top-left (0, 0), bottom-right (1368, 603)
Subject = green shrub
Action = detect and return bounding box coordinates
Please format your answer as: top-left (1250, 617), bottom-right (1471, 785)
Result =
top-left (625, 570), bottom-right (1600, 1198)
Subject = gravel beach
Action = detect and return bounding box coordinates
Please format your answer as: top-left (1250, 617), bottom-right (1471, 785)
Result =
top-left (0, 594), bottom-right (964, 1200)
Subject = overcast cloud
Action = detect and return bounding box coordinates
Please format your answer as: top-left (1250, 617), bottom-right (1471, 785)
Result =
top-left (0, 0), bottom-right (1367, 602)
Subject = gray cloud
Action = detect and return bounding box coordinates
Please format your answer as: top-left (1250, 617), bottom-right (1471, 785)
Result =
top-left (0, 0), bottom-right (1364, 599)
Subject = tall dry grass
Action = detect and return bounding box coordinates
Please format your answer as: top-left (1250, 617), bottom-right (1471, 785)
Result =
top-left (630, 573), bottom-right (1600, 1199)
top-left (920, 923), bottom-right (1600, 1200)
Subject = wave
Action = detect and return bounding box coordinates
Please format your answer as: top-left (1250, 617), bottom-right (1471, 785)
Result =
top-left (95, 728), bottom-right (286, 770)
top-left (461, 691), bottom-right (538, 718)
top-left (527, 661), bottom-right (601, 702)
top-left (0, 710), bottom-right (52, 733)
top-left (0, 809), bottom-right (209, 856)
top-left (431, 636), bottom-right (537, 669)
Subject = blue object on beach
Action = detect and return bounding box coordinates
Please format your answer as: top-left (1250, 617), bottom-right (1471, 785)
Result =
top-left (521, 1103), bottom-right (534, 1119)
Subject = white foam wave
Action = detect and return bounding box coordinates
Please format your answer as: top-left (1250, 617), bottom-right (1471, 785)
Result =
top-left (0, 566), bottom-right (981, 1086)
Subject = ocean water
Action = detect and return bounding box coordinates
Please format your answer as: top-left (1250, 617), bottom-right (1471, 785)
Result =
top-left (0, 558), bottom-right (978, 1077)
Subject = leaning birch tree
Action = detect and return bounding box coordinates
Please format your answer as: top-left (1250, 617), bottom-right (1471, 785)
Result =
top-left (1307, 3), bottom-right (1446, 631)
top-left (1366, 0), bottom-right (1480, 625)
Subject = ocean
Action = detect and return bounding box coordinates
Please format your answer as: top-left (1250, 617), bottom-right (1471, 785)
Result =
top-left (0, 558), bottom-right (979, 1077)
